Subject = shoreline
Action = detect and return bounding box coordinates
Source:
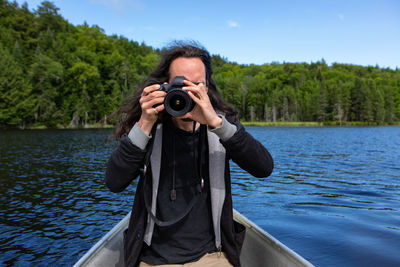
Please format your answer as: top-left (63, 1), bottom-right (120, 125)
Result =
top-left (241, 121), bottom-right (400, 127)
top-left (1, 123), bottom-right (115, 130)
top-left (2, 121), bottom-right (400, 130)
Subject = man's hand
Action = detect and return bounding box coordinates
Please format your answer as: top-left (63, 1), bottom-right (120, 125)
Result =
top-left (137, 84), bottom-right (166, 135)
top-left (179, 80), bottom-right (222, 128)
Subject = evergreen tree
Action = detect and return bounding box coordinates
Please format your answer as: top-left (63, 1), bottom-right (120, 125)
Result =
top-left (29, 53), bottom-right (64, 126)
top-left (0, 45), bottom-right (34, 127)
top-left (0, 0), bottom-right (399, 127)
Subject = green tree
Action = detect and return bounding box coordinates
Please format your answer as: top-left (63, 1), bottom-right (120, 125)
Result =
top-left (29, 53), bottom-right (64, 126)
top-left (0, 45), bottom-right (33, 126)
top-left (65, 61), bottom-right (100, 126)
top-left (35, 1), bottom-right (66, 33)
top-left (1, 0), bottom-right (400, 127)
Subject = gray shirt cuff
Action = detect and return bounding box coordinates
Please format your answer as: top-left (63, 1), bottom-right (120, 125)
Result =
top-left (128, 123), bottom-right (151, 150)
top-left (209, 115), bottom-right (237, 141)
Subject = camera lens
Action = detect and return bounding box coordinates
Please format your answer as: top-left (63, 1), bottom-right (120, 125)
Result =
top-left (170, 94), bottom-right (186, 111)
top-left (164, 89), bottom-right (194, 117)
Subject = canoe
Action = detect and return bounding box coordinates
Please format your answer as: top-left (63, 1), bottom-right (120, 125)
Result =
top-left (74, 210), bottom-right (314, 267)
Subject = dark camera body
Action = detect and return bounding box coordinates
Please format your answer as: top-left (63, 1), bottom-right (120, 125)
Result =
top-left (158, 76), bottom-right (195, 117)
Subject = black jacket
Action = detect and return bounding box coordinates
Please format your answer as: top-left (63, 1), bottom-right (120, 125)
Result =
top-left (105, 119), bottom-right (273, 267)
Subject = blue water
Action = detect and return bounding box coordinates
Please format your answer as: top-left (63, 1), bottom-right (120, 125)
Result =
top-left (1, 127), bottom-right (399, 266)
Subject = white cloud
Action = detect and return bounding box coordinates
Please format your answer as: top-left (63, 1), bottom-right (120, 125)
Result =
top-left (227, 20), bottom-right (239, 28)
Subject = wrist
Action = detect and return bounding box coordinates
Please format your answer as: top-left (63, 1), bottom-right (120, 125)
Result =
top-left (209, 115), bottom-right (237, 141)
top-left (138, 118), bottom-right (155, 136)
top-left (209, 115), bottom-right (222, 129)
top-left (129, 123), bottom-right (151, 150)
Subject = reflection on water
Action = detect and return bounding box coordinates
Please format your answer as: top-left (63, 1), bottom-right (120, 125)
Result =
top-left (1, 126), bottom-right (400, 266)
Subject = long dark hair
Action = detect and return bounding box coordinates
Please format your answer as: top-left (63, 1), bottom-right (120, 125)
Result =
top-left (114, 41), bottom-right (237, 138)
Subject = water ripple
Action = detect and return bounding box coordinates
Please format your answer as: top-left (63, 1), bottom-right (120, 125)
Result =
top-left (232, 126), bottom-right (400, 266)
top-left (1, 127), bottom-right (400, 266)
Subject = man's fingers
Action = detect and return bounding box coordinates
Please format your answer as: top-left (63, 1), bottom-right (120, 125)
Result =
top-left (142, 84), bottom-right (161, 96)
top-left (156, 104), bottom-right (165, 112)
top-left (141, 97), bottom-right (165, 110)
top-left (140, 90), bottom-right (166, 104)
top-left (183, 80), bottom-right (195, 86)
top-left (184, 86), bottom-right (207, 100)
top-left (150, 104), bottom-right (165, 115)
top-left (187, 91), bottom-right (200, 104)
top-left (146, 90), bottom-right (166, 99)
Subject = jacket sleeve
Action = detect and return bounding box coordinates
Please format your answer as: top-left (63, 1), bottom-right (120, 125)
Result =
top-left (104, 134), bottom-right (147, 193)
top-left (219, 121), bottom-right (274, 178)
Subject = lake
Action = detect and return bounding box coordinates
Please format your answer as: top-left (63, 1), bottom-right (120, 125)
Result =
top-left (1, 126), bottom-right (399, 266)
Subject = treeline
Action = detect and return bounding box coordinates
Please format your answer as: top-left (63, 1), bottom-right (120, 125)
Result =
top-left (1, 0), bottom-right (160, 128)
top-left (1, 0), bottom-right (399, 128)
top-left (213, 59), bottom-right (400, 124)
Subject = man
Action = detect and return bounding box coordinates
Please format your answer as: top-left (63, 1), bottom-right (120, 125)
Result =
top-left (105, 42), bottom-right (274, 267)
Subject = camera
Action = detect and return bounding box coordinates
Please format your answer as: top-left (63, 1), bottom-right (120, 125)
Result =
top-left (158, 76), bottom-right (195, 117)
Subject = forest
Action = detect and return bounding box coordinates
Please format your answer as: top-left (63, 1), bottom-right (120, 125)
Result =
top-left (1, 0), bottom-right (400, 128)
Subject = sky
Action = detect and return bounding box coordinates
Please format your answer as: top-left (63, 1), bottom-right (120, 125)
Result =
top-left (15, 0), bottom-right (400, 69)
